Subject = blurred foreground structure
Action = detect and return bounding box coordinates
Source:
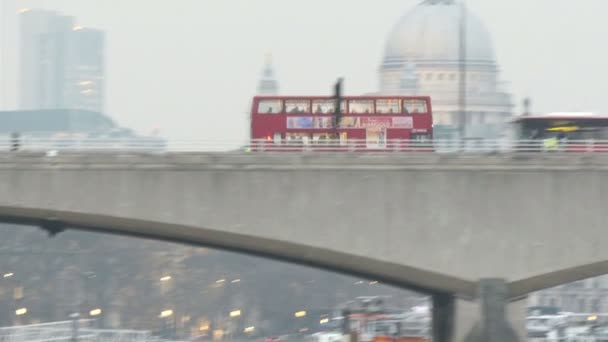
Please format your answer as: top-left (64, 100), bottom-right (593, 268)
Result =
top-left (2, 153), bottom-right (608, 342)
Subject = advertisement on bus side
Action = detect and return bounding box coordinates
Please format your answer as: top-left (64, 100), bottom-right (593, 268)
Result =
top-left (287, 116), bottom-right (412, 129)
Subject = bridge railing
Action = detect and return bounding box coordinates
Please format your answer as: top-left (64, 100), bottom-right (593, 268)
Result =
top-left (1, 137), bottom-right (608, 153)
top-left (0, 320), bottom-right (94, 342)
top-left (0, 320), bottom-right (155, 342)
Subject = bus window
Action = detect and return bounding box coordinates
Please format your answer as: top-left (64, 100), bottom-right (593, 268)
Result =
top-left (258, 100), bottom-right (282, 114)
top-left (376, 99), bottom-right (401, 114)
top-left (403, 99), bottom-right (427, 114)
top-left (599, 128), bottom-right (608, 139)
top-left (349, 100), bottom-right (374, 114)
top-left (285, 100), bottom-right (311, 114)
top-left (312, 133), bottom-right (337, 145)
top-left (312, 100), bottom-right (345, 114)
top-left (573, 127), bottom-right (608, 140)
top-left (339, 100), bottom-right (347, 113)
top-left (411, 133), bottom-right (431, 145)
top-left (286, 132), bottom-right (312, 145)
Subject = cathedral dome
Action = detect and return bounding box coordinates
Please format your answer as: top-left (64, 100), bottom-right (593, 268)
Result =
top-left (383, 0), bottom-right (495, 63)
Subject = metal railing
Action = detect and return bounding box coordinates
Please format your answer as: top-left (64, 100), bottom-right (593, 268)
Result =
top-left (1, 137), bottom-right (608, 153)
top-left (0, 320), bottom-right (154, 342)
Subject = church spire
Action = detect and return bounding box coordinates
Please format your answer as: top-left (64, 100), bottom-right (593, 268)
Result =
top-left (257, 53), bottom-right (279, 95)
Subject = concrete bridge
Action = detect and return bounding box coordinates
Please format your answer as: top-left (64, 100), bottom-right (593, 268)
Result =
top-left (2, 152), bottom-right (608, 342)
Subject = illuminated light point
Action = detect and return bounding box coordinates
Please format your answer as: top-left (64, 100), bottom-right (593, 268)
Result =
top-left (588, 315), bottom-right (598, 321)
top-left (213, 330), bottom-right (224, 339)
top-left (199, 324), bottom-right (210, 331)
top-left (231, 279), bottom-right (241, 283)
top-left (160, 275), bottom-right (172, 282)
top-left (89, 308), bottom-right (102, 316)
top-left (299, 328), bottom-right (309, 333)
top-left (294, 311), bottom-right (307, 318)
top-left (229, 310), bottom-right (242, 318)
top-left (159, 309), bottom-right (174, 318)
top-left (73, 26), bottom-right (84, 31)
top-left (369, 281), bottom-right (379, 285)
top-left (216, 279), bottom-right (226, 284)
top-left (19, 8), bottom-right (30, 14)
top-left (15, 308), bottom-right (27, 316)
top-left (244, 326), bottom-right (255, 333)
top-left (320, 318), bottom-right (329, 324)
top-left (3, 273), bottom-right (14, 278)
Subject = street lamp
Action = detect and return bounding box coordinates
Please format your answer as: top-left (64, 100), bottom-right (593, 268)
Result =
top-left (244, 326), bottom-right (255, 333)
top-left (158, 275), bottom-right (178, 339)
top-left (70, 313), bottom-right (80, 342)
top-left (458, 0), bottom-right (468, 141)
top-left (15, 308), bottom-right (27, 316)
top-left (89, 308), bottom-right (102, 317)
top-left (213, 329), bottom-right (224, 340)
top-left (229, 310), bottom-right (241, 318)
top-left (159, 309), bottom-right (176, 340)
top-left (3, 273), bottom-right (13, 278)
top-left (294, 311), bottom-right (307, 318)
top-left (159, 309), bottom-right (174, 318)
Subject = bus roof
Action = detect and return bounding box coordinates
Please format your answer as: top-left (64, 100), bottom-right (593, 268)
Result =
top-left (513, 112), bottom-right (608, 122)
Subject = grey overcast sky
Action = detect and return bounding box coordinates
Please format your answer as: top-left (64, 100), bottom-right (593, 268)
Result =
top-left (1, 0), bottom-right (607, 141)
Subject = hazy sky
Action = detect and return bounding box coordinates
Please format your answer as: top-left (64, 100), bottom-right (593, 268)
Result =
top-left (1, 0), bottom-right (607, 141)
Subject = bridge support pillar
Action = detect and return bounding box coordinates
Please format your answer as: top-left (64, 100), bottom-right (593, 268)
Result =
top-left (462, 279), bottom-right (520, 342)
top-left (433, 293), bottom-right (455, 342)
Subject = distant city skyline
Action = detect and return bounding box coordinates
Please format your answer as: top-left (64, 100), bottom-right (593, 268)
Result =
top-left (0, 0), bottom-right (606, 142)
top-left (19, 9), bottom-right (105, 113)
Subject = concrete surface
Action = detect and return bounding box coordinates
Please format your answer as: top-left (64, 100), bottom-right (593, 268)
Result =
top-left (1, 152), bottom-right (608, 341)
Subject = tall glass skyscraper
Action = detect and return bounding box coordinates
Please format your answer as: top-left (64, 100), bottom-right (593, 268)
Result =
top-left (20, 10), bottom-right (105, 113)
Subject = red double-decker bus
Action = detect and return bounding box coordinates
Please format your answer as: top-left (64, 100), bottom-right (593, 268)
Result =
top-left (250, 96), bottom-right (433, 151)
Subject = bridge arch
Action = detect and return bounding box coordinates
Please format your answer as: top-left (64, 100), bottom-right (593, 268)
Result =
top-left (0, 205), bottom-right (476, 299)
top-left (509, 261), bottom-right (608, 300)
